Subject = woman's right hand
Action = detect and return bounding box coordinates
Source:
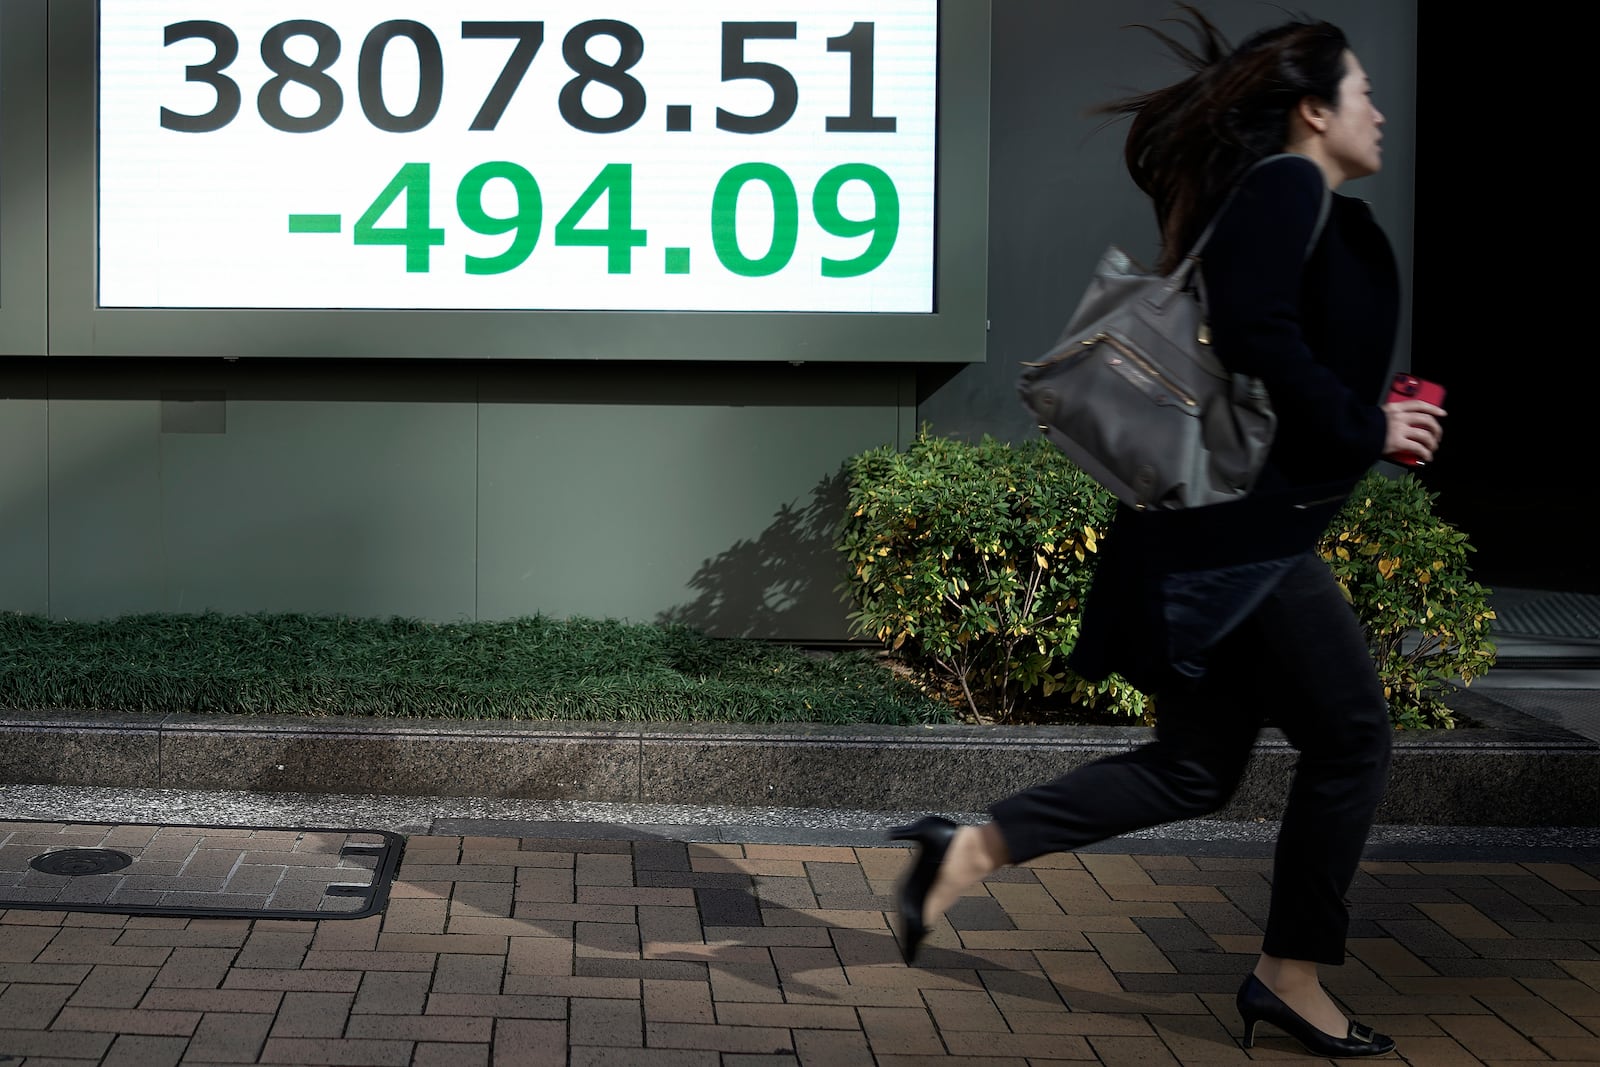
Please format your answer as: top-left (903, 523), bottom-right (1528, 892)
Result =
top-left (1382, 399), bottom-right (1446, 464)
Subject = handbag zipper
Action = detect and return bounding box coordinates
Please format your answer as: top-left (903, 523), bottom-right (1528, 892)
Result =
top-left (1095, 333), bottom-right (1198, 407)
top-left (1022, 333), bottom-right (1198, 408)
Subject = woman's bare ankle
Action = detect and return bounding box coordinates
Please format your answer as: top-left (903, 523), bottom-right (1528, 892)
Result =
top-left (921, 823), bottom-right (1008, 923)
top-left (1254, 954), bottom-right (1346, 1038)
top-left (1254, 954), bottom-right (1316, 991)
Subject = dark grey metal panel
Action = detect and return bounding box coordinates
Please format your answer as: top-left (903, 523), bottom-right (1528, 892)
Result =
top-left (0, 0), bottom-right (48, 354)
top-left (36, 361), bottom-right (906, 632)
top-left (477, 363), bottom-right (908, 640)
top-left (0, 367), bottom-right (48, 613)
top-left (43, 363), bottom-right (481, 620)
top-left (46, 386), bottom-right (167, 619)
top-left (155, 394), bottom-right (479, 621)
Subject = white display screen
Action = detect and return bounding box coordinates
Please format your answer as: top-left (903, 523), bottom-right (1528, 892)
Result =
top-left (98, 1), bottom-right (938, 313)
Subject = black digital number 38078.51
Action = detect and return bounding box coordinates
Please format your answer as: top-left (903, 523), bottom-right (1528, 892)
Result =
top-left (157, 19), bottom-right (897, 136)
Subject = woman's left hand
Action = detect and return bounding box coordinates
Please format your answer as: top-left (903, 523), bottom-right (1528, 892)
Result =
top-left (1381, 398), bottom-right (1446, 464)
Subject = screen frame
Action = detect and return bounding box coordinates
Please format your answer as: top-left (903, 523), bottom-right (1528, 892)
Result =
top-left (49, 0), bottom-right (991, 361)
top-left (1, 0), bottom-right (49, 356)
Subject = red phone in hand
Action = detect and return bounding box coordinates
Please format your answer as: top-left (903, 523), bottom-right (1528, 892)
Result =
top-left (1386, 372), bottom-right (1446, 466)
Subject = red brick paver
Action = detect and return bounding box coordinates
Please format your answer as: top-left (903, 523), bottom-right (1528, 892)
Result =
top-left (0, 835), bottom-right (1596, 1064)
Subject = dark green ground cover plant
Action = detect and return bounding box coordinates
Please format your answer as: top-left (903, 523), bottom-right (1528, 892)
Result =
top-left (839, 428), bottom-right (1497, 729)
top-left (0, 611), bottom-right (952, 725)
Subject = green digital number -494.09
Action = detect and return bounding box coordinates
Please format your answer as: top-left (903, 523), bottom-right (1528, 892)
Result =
top-left (346, 161), bottom-right (899, 278)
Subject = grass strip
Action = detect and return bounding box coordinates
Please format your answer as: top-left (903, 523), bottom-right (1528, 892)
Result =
top-left (0, 612), bottom-right (954, 725)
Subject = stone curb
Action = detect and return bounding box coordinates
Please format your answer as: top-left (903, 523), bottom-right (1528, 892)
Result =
top-left (2, 689), bottom-right (1595, 826)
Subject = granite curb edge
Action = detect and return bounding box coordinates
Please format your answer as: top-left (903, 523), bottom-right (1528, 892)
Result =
top-left (2, 688), bottom-right (1594, 826)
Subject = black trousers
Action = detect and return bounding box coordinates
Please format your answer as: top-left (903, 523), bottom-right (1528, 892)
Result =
top-left (988, 552), bottom-right (1393, 965)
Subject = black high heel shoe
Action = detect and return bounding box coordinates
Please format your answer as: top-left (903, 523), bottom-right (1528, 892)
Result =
top-left (886, 815), bottom-right (958, 965)
top-left (1237, 973), bottom-right (1395, 1057)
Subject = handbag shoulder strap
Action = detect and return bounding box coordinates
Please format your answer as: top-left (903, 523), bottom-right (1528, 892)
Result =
top-left (1185, 153), bottom-right (1332, 265)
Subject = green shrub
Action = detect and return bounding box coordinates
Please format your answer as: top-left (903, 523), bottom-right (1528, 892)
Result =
top-left (1321, 473), bottom-right (1498, 729)
top-left (837, 428), bottom-right (1142, 722)
top-left (839, 429), bottom-right (1496, 729)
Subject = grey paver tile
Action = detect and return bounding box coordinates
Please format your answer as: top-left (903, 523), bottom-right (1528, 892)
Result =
top-left (946, 1027), bottom-right (1098, 1058)
top-left (574, 921), bottom-right (640, 960)
top-left (0, 962), bottom-right (91, 984)
top-left (100, 1033), bottom-right (188, 1067)
top-left (0, 1026), bottom-right (114, 1059)
top-left (501, 973), bottom-right (638, 999)
top-left (310, 916), bottom-right (382, 953)
top-left (413, 1043), bottom-right (490, 1067)
top-left (257, 1037), bottom-right (413, 1065)
top-left (1086, 1034), bottom-right (1181, 1065)
top-left (427, 992), bottom-right (565, 1019)
top-left (576, 853), bottom-right (634, 888)
top-left (377, 897), bottom-right (447, 934)
top-left (352, 970), bottom-right (432, 1015)
top-left (301, 949), bottom-right (436, 971)
top-left (490, 1018), bottom-right (566, 1066)
top-left (0, 980), bottom-right (73, 1027)
top-left (222, 967), bottom-right (362, 992)
top-left (1519, 977), bottom-right (1600, 1017)
top-left (345, 1014), bottom-right (493, 1042)
top-left (643, 978), bottom-right (714, 1023)
top-left (637, 906), bottom-right (703, 948)
top-left (1535, 1034), bottom-right (1600, 1060)
top-left (37, 929), bottom-right (171, 968)
top-left (706, 959), bottom-right (784, 1004)
top-left (1479, 992), bottom-right (1596, 1037)
top-left (1558, 959), bottom-right (1600, 989)
top-left (152, 947), bottom-right (236, 989)
top-left (578, 957), bottom-right (707, 981)
top-left (376, 932), bottom-right (507, 955)
top-left (452, 881), bottom-right (516, 918)
top-left (570, 997), bottom-right (643, 1046)
top-left (920, 988), bottom-right (1009, 1030)
top-left (643, 1021), bottom-right (793, 1054)
top-left (858, 1006), bottom-right (946, 1056)
top-left (569, 1051), bottom-right (716, 1066)
top-left (140, 987), bottom-right (281, 1013)
top-left (233, 929), bottom-right (313, 970)
top-left (117, 924), bottom-right (250, 949)
top-left (263, 990), bottom-right (351, 1042)
top-left (793, 1028), bottom-right (875, 1067)
top-left (50, 1005), bottom-right (200, 1036)
top-left (432, 952), bottom-right (506, 994)
top-left (1434, 1012), bottom-right (1561, 1059)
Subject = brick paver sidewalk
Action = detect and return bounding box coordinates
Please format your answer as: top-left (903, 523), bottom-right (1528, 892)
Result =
top-left (1, 833), bottom-right (1597, 1065)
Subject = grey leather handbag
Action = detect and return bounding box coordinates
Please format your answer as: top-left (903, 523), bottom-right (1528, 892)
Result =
top-left (1018, 154), bottom-right (1330, 510)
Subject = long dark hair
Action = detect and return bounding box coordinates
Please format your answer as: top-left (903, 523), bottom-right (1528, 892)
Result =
top-left (1095, 5), bottom-right (1349, 271)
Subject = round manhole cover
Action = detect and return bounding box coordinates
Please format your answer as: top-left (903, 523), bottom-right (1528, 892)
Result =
top-left (29, 848), bottom-right (134, 876)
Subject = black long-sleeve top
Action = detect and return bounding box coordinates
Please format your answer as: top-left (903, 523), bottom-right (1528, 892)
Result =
top-left (1068, 153), bottom-right (1403, 690)
top-left (1206, 153), bottom-right (1397, 489)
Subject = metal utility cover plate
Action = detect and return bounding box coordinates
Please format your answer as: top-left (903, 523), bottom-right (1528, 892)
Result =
top-left (0, 821), bottom-right (403, 920)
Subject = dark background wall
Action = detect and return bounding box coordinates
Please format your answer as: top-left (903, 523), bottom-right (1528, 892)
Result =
top-left (1407, 11), bottom-right (1595, 594)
